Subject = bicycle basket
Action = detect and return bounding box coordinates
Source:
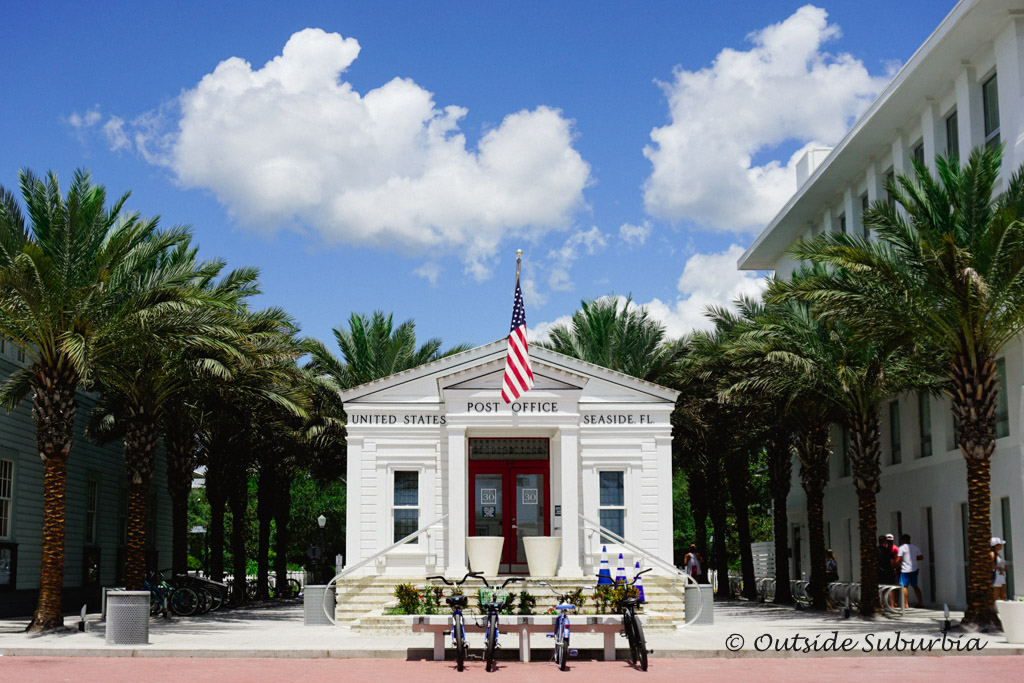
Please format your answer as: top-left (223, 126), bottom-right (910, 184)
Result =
top-left (479, 588), bottom-right (509, 606)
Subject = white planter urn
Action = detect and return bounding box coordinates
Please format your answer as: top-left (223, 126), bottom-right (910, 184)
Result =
top-left (523, 537), bottom-right (562, 577)
top-left (466, 536), bottom-right (504, 577)
top-left (997, 600), bottom-right (1024, 643)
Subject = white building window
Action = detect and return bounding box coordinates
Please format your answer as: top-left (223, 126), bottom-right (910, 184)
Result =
top-left (85, 480), bottom-right (98, 545)
top-left (919, 393), bottom-right (932, 458)
top-left (983, 73), bottom-right (999, 149)
top-left (889, 400), bottom-right (902, 465)
top-left (393, 471), bottom-right (419, 543)
top-left (599, 471), bottom-right (625, 543)
top-left (0, 459), bottom-right (12, 539)
top-left (912, 142), bottom-right (925, 167)
top-left (996, 357), bottom-right (1010, 439)
top-left (946, 110), bottom-right (959, 158)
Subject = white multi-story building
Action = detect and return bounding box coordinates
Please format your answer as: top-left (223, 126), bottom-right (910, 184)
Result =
top-left (739, 0), bottom-right (1024, 607)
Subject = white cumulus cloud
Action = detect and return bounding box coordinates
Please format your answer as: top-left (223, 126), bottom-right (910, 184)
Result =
top-left (145, 28), bottom-right (590, 278)
top-left (643, 5), bottom-right (890, 233)
top-left (547, 227), bottom-right (608, 291)
top-left (530, 244), bottom-right (768, 342)
top-left (619, 221), bottom-right (651, 247)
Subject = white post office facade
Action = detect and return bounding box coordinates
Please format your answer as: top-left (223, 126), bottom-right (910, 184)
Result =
top-left (341, 341), bottom-right (678, 578)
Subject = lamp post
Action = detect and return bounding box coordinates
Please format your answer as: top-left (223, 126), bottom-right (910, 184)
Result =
top-left (317, 515), bottom-right (327, 583)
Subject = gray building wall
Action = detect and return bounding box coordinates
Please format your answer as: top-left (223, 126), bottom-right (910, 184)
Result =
top-left (0, 341), bottom-right (172, 617)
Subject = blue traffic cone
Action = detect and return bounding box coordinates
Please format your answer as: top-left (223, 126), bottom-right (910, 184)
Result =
top-left (616, 553), bottom-right (627, 584)
top-left (598, 545), bottom-right (613, 585)
top-left (634, 561), bottom-right (645, 602)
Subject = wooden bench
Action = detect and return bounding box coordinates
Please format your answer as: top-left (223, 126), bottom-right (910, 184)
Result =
top-left (409, 614), bottom-right (623, 662)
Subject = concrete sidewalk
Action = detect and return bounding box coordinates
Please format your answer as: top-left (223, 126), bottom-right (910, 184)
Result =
top-left (0, 600), bottom-right (1020, 659)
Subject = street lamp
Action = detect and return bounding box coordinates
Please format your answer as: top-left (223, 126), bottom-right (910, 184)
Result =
top-left (317, 515), bottom-right (327, 583)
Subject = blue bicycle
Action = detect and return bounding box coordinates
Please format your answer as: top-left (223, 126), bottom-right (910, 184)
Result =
top-left (427, 571), bottom-right (482, 671)
top-left (540, 582), bottom-right (582, 671)
top-left (478, 575), bottom-right (522, 672)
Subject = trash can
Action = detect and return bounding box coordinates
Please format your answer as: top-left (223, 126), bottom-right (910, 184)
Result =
top-left (303, 584), bottom-right (335, 626)
top-left (105, 590), bottom-right (151, 645)
top-left (685, 584), bottom-right (714, 625)
top-left (101, 586), bottom-right (126, 620)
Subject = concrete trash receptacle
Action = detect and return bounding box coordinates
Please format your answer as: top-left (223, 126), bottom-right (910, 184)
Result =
top-left (685, 584), bottom-right (714, 625)
top-left (105, 590), bottom-right (151, 645)
top-left (304, 584), bottom-right (336, 626)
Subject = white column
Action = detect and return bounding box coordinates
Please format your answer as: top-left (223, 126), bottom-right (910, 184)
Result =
top-left (995, 17), bottom-right (1024, 173)
top-left (345, 435), bottom-right (362, 569)
top-left (655, 434), bottom-right (673, 563)
top-left (842, 187), bottom-right (856, 235)
top-left (821, 207), bottom-right (835, 235)
top-left (558, 426), bottom-right (583, 577)
top-left (447, 426), bottom-right (468, 575)
top-left (955, 64), bottom-right (982, 159)
top-left (920, 100), bottom-right (940, 173)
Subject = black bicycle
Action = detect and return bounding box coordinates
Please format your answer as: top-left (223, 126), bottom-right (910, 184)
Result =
top-left (610, 567), bottom-right (651, 671)
top-left (427, 571), bottom-right (483, 671)
top-left (478, 575), bottom-right (522, 672)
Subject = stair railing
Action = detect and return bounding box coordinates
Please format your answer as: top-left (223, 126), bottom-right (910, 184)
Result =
top-left (580, 515), bottom-right (705, 626)
top-left (320, 513), bottom-right (450, 625)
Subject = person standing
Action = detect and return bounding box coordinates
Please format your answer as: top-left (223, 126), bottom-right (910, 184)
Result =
top-left (897, 533), bottom-right (924, 608)
top-left (825, 549), bottom-right (839, 583)
top-left (683, 543), bottom-right (704, 583)
top-left (878, 535), bottom-right (898, 607)
top-left (992, 537), bottom-right (1008, 601)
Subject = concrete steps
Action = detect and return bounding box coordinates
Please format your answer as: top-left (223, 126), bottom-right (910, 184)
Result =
top-left (333, 575), bottom-right (690, 630)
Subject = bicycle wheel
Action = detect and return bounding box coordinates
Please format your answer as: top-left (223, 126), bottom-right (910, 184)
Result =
top-left (454, 615), bottom-right (466, 672)
top-left (556, 621), bottom-right (568, 671)
top-left (624, 613), bottom-right (638, 665)
top-left (484, 615), bottom-right (498, 672)
top-left (150, 593), bottom-right (162, 616)
top-left (171, 586), bottom-right (199, 616)
top-left (634, 617), bottom-right (648, 671)
top-left (208, 585), bottom-right (224, 611)
top-left (286, 578), bottom-right (301, 598)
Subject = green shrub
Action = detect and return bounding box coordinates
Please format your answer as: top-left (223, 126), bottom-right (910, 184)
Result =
top-left (517, 590), bottom-right (537, 615)
top-left (422, 584), bottom-right (444, 615)
top-left (394, 582), bottom-right (422, 614)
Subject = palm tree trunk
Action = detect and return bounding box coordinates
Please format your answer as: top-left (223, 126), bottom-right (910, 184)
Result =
top-left (123, 417), bottom-right (160, 590)
top-left (709, 479), bottom-right (731, 600)
top-left (689, 474), bottom-right (710, 584)
top-left (797, 422), bottom-right (829, 610)
top-left (953, 352), bottom-right (1001, 628)
top-left (256, 465), bottom-right (275, 599)
top-left (273, 471), bottom-right (292, 591)
top-left (207, 474), bottom-right (227, 583)
top-left (767, 434), bottom-right (793, 604)
top-left (230, 476), bottom-right (249, 598)
top-left (164, 431), bottom-right (195, 577)
top-left (726, 450), bottom-right (757, 600)
top-left (27, 367), bottom-right (78, 632)
top-left (850, 409), bottom-right (882, 617)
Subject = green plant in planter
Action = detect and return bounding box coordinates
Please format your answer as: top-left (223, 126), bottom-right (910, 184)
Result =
top-left (517, 590), bottom-right (537, 615)
top-left (422, 584), bottom-right (444, 615)
top-left (593, 585), bottom-right (613, 614)
top-left (610, 584), bottom-right (640, 612)
top-left (394, 582), bottom-right (422, 614)
top-left (564, 587), bottom-right (587, 610)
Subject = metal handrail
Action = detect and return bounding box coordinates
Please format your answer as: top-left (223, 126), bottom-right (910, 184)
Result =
top-left (580, 515), bottom-right (704, 626)
top-left (320, 513), bottom-right (450, 625)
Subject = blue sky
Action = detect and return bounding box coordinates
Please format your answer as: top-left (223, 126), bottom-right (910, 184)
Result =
top-left (1, 1), bottom-right (955, 350)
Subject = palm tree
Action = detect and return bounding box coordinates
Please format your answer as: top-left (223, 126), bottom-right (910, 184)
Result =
top-left (542, 296), bottom-right (682, 384)
top-left (788, 145), bottom-right (1024, 627)
top-left (314, 311), bottom-right (471, 389)
top-left (767, 269), bottom-right (941, 616)
top-left (0, 170), bottom-right (195, 630)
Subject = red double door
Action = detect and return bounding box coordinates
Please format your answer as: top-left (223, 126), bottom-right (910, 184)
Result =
top-left (468, 446), bottom-right (549, 574)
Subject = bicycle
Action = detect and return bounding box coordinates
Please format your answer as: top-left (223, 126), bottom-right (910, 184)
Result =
top-left (478, 575), bottom-right (522, 672)
top-left (145, 572), bottom-right (199, 617)
top-left (609, 567), bottom-right (651, 671)
top-left (539, 582), bottom-right (582, 671)
top-left (426, 571), bottom-right (483, 671)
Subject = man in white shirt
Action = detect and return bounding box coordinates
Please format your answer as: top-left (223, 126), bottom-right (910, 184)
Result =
top-left (897, 533), bottom-right (925, 607)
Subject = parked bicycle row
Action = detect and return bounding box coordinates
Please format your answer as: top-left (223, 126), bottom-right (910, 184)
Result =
top-left (750, 576), bottom-right (907, 615)
top-left (142, 570), bottom-right (302, 617)
top-left (425, 568), bottom-right (652, 673)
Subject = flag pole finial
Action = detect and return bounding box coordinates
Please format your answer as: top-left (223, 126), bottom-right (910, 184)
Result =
top-left (516, 249), bottom-right (522, 280)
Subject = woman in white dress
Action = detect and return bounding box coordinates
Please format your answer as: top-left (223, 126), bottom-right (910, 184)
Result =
top-left (992, 537), bottom-right (1008, 600)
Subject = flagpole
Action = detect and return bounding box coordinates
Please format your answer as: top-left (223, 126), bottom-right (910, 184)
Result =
top-left (516, 249), bottom-right (522, 282)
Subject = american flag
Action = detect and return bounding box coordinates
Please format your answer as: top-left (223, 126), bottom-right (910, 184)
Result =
top-left (501, 274), bottom-right (534, 403)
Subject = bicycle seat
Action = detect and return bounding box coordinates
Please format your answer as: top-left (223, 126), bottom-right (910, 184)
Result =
top-left (446, 595), bottom-right (469, 607)
top-left (556, 603), bottom-right (577, 611)
top-left (620, 597), bottom-right (643, 608)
